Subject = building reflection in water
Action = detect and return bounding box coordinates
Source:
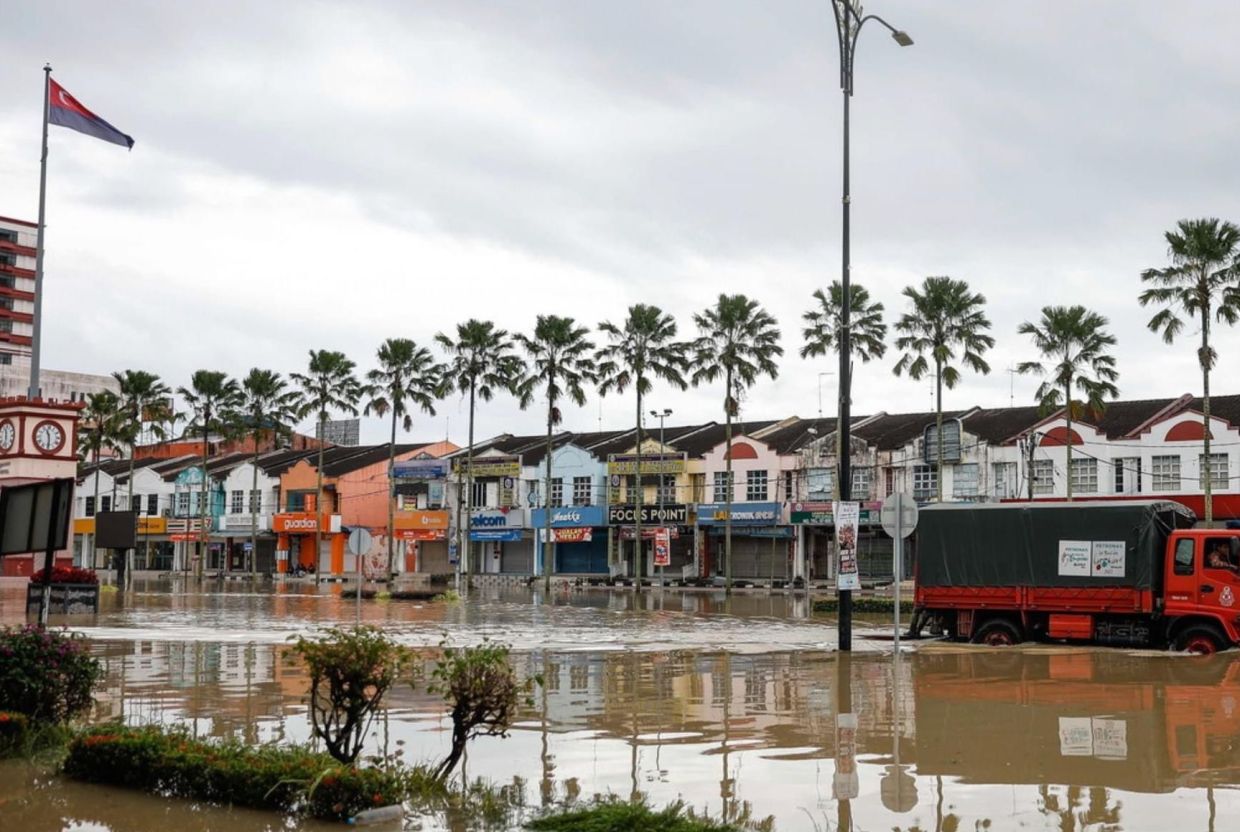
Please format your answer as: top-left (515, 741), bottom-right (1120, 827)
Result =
top-left (79, 639), bottom-right (1240, 831)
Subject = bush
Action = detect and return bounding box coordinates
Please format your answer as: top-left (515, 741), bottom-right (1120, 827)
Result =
top-left (527, 798), bottom-right (750, 831)
top-left (0, 711), bottom-right (30, 755)
top-left (286, 626), bottom-right (409, 764)
top-left (63, 723), bottom-right (414, 821)
top-left (29, 566), bottom-right (98, 584)
top-left (0, 626), bottom-right (102, 724)
top-left (430, 640), bottom-right (536, 780)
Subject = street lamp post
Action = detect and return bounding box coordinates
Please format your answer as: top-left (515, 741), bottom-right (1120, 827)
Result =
top-left (831, 0), bottom-right (912, 653)
top-left (650, 408), bottom-right (673, 589)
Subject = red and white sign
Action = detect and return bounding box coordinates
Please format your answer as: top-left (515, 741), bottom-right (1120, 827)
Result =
top-left (397, 528), bottom-right (447, 542)
top-left (653, 527), bottom-right (671, 567)
top-left (619, 526), bottom-right (680, 541)
top-left (552, 527), bottom-right (593, 544)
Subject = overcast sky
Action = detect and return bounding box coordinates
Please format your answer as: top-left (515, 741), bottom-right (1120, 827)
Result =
top-left (3, 1), bottom-right (1240, 445)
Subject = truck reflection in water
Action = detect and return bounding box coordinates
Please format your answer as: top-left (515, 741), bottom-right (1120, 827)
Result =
top-left (913, 648), bottom-right (1240, 793)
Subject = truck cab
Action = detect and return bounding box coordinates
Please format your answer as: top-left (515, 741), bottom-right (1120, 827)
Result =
top-left (1163, 530), bottom-right (1240, 652)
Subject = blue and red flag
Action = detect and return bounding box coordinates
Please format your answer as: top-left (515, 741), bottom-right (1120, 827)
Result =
top-left (47, 78), bottom-right (134, 149)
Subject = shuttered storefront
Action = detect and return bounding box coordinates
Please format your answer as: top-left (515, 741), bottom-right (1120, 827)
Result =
top-left (556, 534), bottom-right (609, 574)
top-left (418, 540), bottom-right (451, 574)
top-left (501, 538), bottom-right (534, 573)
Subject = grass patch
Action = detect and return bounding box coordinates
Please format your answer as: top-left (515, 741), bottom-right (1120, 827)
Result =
top-left (527, 798), bottom-right (760, 831)
top-left (63, 723), bottom-right (422, 821)
top-left (431, 589), bottom-right (462, 603)
top-left (812, 596), bottom-right (897, 614)
top-left (341, 588), bottom-right (440, 601)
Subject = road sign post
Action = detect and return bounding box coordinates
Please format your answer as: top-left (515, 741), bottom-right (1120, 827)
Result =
top-left (880, 493), bottom-right (918, 650)
top-left (348, 528), bottom-right (373, 625)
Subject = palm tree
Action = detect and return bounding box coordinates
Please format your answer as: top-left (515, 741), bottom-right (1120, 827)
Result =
top-left (1140, 218), bottom-right (1240, 526)
top-left (113, 370), bottom-right (171, 584)
top-left (292, 350), bottom-right (366, 582)
top-left (1017, 306), bottom-right (1120, 500)
top-left (238, 369), bottom-right (303, 577)
top-left (596, 304), bottom-right (689, 586)
top-left (178, 371), bottom-right (243, 577)
top-left (79, 390), bottom-right (124, 570)
top-left (893, 276), bottom-right (994, 502)
top-left (691, 295), bottom-right (782, 592)
top-left (516, 316), bottom-right (597, 592)
top-left (364, 338), bottom-right (447, 580)
top-left (800, 281), bottom-right (887, 500)
top-left (436, 321), bottom-right (526, 583)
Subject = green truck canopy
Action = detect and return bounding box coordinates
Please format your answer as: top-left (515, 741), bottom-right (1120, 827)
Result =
top-left (915, 501), bottom-right (1196, 590)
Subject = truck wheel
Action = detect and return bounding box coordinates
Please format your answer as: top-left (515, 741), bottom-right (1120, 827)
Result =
top-left (971, 619), bottom-right (1022, 647)
top-left (1174, 626), bottom-right (1225, 655)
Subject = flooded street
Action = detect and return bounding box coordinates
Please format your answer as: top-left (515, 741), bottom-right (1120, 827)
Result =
top-left (2, 582), bottom-right (1239, 831)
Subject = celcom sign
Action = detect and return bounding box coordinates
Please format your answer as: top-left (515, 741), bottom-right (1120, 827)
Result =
top-left (470, 508), bottom-right (524, 529)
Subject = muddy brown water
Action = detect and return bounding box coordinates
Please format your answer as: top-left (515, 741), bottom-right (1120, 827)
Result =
top-left (1, 580), bottom-right (1238, 831)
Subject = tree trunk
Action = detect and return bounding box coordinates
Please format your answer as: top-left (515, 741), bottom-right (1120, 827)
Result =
top-left (464, 383), bottom-right (476, 584)
top-left (315, 413), bottom-right (325, 586)
top-left (386, 408), bottom-right (397, 578)
top-left (1202, 303), bottom-right (1214, 527)
top-left (634, 382), bottom-right (643, 587)
top-left (250, 431), bottom-right (260, 579)
top-left (724, 367), bottom-right (734, 593)
top-left (543, 378), bottom-right (555, 593)
top-left (1065, 379), bottom-right (1074, 501)
top-left (935, 362), bottom-right (944, 502)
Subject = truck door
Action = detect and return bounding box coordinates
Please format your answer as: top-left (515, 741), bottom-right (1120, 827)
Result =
top-left (1164, 536), bottom-right (1198, 608)
top-left (1199, 536), bottom-right (1240, 616)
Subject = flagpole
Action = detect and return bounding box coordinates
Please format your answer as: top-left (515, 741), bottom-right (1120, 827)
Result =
top-left (28, 64), bottom-right (51, 400)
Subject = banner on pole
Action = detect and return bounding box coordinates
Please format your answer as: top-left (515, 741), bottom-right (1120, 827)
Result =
top-left (834, 501), bottom-right (861, 591)
top-left (653, 527), bottom-right (671, 567)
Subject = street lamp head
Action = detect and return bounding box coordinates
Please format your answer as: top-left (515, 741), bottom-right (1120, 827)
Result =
top-left (891, 30), bottom-right (913, 47)
top-left (650, 408), bottom-right (672, 418)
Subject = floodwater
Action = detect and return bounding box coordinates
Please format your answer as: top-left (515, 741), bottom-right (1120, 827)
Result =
top-left (2, 581), bottom-right (1239, 832)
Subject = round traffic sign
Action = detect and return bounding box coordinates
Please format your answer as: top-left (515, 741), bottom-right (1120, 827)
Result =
top-left (347, 527), bottom-right (374, 556)
top-left (880, 493), bottom-right (918, 539)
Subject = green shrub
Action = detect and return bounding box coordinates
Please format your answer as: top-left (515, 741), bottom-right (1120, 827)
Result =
top-left (0, 625), bottom-right (102, 724)
top-left (0, 711), bottom-right (30, 755)
top-left (286, 626), bottom-right (409, 764)
top-left (63, 723), bottom-right (411, 821)
top-left (527, 798), bottom-right (748, 831)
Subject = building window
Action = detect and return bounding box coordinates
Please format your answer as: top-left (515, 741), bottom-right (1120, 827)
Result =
top-left (783, 470), bottom-right (794, 501)
top-left (1152, 455), bottom-right (1181, 491)
top-left (0, 297), bottom-right (12, 310)
top-left (471, 481), bottom-right (488, 508)
top-left (851, 467), bottom-right (873, 499)
top-left (85, 496), bottom-right (95, 517)
top-left (991, 462), bottom-right (1017, 498)
top-left (550, 478), bottom-right (564, 507)
top-left (1070, 458), bottom-right (1098, 493)
top-left (100, 495), bottom-right (112, 513)
top-left (0, 274), bottom-right (13, 288)
top-left (713, 471), bottom-right (731, 503)
top-left (953, 463), bottom-right (979, 498)
top-left (807, 467), bottom-right (833, 500)
top-left (230, 490), bottom-right (244, 514)
top-left (572, 476), bottom-right (591, 506)
top-left (0, 354), bottom-right (10, 365)
top-left (745, 470), bottom-right (768, 501)
top-left (1031, 459), bottom-right (1054, 495)
top-left (249, 489), bottom-right (261, 513)
top-left (0, 320), bottom-right (11, 334)
top-left (1114, 458), bottom-right (1141, 494)
top-left (147, 494), bottom-right (158, 516)
top-left (176, 492), bottom-right (190, 515)
top-left (885, 468), bottom-right (895, 497)
top-left (656, 474), bottom-right (676, 504)
top-left (912, 465), bottom-right (938, 501)
top-left (1199, 454), bottom-right (1228, 489)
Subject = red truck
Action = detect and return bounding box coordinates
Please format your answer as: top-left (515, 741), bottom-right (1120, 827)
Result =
top-left (909, 500), bottom-right (1240, 653)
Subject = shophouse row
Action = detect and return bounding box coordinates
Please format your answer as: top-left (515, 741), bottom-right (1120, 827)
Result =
top-left (71, 392), bottom-right (1240, 584)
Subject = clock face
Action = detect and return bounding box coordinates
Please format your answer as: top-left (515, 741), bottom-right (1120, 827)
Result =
top-left (0, 421), bottom-right (14, 452)
top-left (33, 420), bottom-right (65, 454)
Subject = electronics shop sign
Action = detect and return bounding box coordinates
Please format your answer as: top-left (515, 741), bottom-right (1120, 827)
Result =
top-left (607, 504), bottom-right (688, 525)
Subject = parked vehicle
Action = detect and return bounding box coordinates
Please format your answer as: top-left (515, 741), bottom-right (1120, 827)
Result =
top-left (909, 501), bottom-right (1240, 653)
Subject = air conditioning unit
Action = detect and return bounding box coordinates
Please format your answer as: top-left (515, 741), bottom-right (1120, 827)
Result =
top-left (162, 508), bottom-right (171, 518)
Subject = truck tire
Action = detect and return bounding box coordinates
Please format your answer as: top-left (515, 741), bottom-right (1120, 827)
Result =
top-left (1173, 625), bottom-right (1226, 655)
top-left (971, 618), bottom-right (1022, 647)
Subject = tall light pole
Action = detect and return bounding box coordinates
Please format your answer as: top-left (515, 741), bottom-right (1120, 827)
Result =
top-left (650, 407), bottom-right (673, 589)
top-left (831, 0), bottom-right (912, 654)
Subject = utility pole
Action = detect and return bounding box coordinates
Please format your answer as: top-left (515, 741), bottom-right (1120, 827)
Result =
top-left (650, 408), bottom-right (672, 589)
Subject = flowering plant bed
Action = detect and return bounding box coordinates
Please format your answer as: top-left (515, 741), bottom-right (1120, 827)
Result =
top-left (30, 566), bottom-right (99, 584)
top-left (26, 583), bottom-right (100, 615)
top-left (64, 724), bottom-right (421, 821)
top-left (0, 626), bottom-right (101, 724)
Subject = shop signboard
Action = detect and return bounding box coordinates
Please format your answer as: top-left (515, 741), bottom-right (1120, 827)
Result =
top-left (607, 504), bottom-right (688, 525)
top-left (453, 455), bottom-right (521, 478)
top-left (395, 510), bottom-right (450, 531)
top-left (222, 513), bottom-right (269, 531)
top-left (469, 528), bottom-right (523, 542)
top-left (470, 508), bottom-right (524, 529)
top-left (397, 528), bottom-right (447, 541)
top-left (835, 501), bottom-right (862, 591)
top-left (272, 512), bottom-right (342, 534)
top-left (607, 453), bottom-right (685, 476)
top-left (653, 527), bottom-right (671, 566)
top-left (393, 459), bottom-right (450, 480)
top-left (619, 526), bottom-right (681, 540)
top-left (530, 505), bottom-right (606, 528)
top-left (551, 527), bottom-right (593, 543)
top-left (74, 516), bottom-right (168, 535)
top-left (695, 502), bottom-right (781, 525)
top-left (790, 501), bottom-right (883, 525)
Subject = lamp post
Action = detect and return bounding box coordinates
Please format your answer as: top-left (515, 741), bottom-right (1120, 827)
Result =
top-left (831, 0), bottom-right (912, 654)
top-left (650, 408), bottom-right (673, 589)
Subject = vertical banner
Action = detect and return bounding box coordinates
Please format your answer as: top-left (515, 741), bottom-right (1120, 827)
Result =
top-left (834, 501), bottom-right (861, 590)
top-left (653, 526), bottom-right (671, 566)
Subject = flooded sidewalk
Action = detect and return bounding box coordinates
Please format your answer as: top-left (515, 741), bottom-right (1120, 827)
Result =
top-left (2, 581), bottom-right (1237, 831)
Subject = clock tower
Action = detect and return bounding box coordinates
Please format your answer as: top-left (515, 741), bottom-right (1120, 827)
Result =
top-left (0, 396), bottom-right (81, 481)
